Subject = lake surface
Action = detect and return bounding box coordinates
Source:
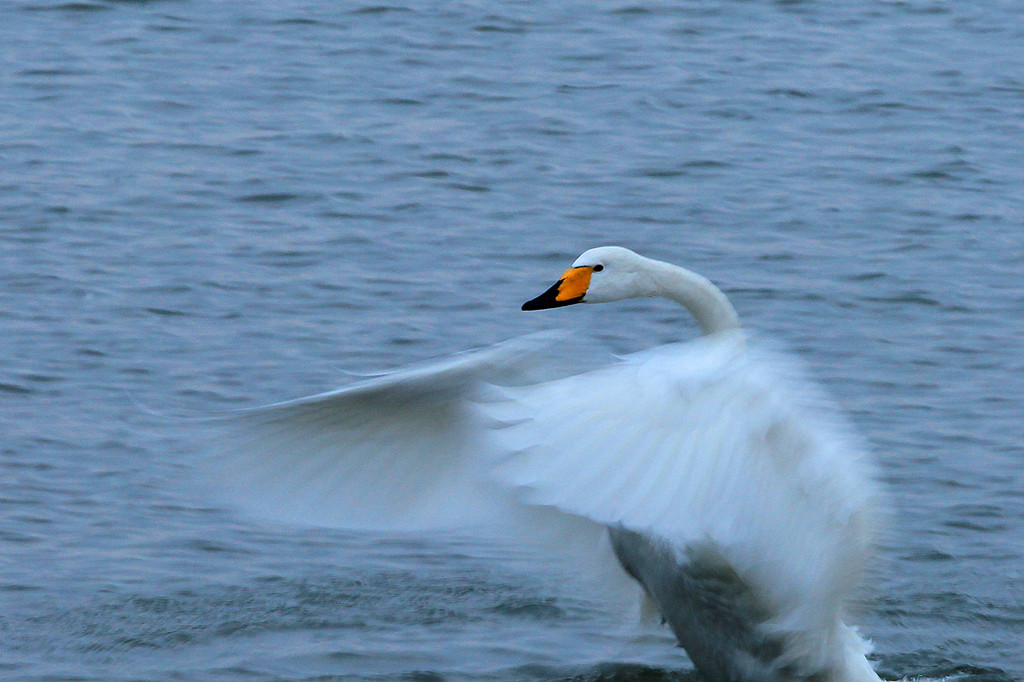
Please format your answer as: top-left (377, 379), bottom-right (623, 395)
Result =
top-left (2, 1), bottom-right (1023, 680)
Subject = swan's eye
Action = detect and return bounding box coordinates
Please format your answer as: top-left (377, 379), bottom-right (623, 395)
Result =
top-left (593, 264), bottom-right (604, 272)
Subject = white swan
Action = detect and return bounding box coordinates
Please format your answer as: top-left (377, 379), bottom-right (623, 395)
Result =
top-left (211, 246), bottom-right (884, 682)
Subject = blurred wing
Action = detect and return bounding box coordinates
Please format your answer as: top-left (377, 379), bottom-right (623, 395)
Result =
top-left (482, 333), bottom-right (881, 627)
top-left (203, 333), bottom-right (567, 530)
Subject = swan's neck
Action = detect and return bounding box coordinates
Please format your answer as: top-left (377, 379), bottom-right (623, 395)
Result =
top-left (644, 258), bottom-right (741, 336)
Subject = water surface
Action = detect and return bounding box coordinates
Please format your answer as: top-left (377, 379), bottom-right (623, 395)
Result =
top-left (2, 1), bottom-right (1023, 680)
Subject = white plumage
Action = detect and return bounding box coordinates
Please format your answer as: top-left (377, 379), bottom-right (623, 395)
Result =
top-left (209, 247), bottom-right (884, 682)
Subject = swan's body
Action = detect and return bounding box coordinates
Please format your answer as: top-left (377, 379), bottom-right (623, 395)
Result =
top-left (212, 247), bottom-right (883, 682)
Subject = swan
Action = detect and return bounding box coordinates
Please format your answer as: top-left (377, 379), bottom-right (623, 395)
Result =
top-left (210, 246), bottom-right (884, 682)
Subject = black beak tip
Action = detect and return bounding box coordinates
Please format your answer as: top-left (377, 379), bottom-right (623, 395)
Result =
top-left (522, 281), bottom-right (563, 311)
top-left (522, 280), bottom-right (583, 311)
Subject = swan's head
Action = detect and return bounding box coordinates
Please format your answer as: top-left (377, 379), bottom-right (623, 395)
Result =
top-left (522, 246), bottom-right (654, 311)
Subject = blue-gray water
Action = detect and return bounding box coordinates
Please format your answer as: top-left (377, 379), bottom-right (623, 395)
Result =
top-left (2, 1), bottom-right (1023, 680)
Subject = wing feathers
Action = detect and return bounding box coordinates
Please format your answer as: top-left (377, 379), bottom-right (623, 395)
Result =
top-left (202, 334), bottom-right (570, 530)
top-left (203, 331), bottom-right (880, 664)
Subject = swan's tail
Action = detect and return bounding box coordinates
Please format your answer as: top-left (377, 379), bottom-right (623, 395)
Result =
top-left (832, 624), bottom-right (882, 682)
top-left (773, 620), bottom-right (881, 682)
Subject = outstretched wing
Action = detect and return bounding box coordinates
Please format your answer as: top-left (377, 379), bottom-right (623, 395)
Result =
top-left (202, 328), bottom-right (880, 657)
top-left (480, 332), bottom-right (882, 637)
top-left (202, 333), bottom-right (570, 531)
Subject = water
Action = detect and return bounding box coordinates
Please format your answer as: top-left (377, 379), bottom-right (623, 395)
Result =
top-left (2, 0), bottom-right (1023, 679)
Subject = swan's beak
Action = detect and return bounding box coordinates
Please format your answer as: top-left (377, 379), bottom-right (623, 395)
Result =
top-left (522, 266), bottom-right (593, 311)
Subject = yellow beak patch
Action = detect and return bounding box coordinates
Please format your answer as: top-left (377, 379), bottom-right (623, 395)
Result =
top-left (522, 265), bottom-right (594, 311)
top-left (555, 266), bottom-right (593, 302)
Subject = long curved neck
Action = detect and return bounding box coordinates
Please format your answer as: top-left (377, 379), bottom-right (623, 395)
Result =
top-left (643, 258), bottom-right (741, 336)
